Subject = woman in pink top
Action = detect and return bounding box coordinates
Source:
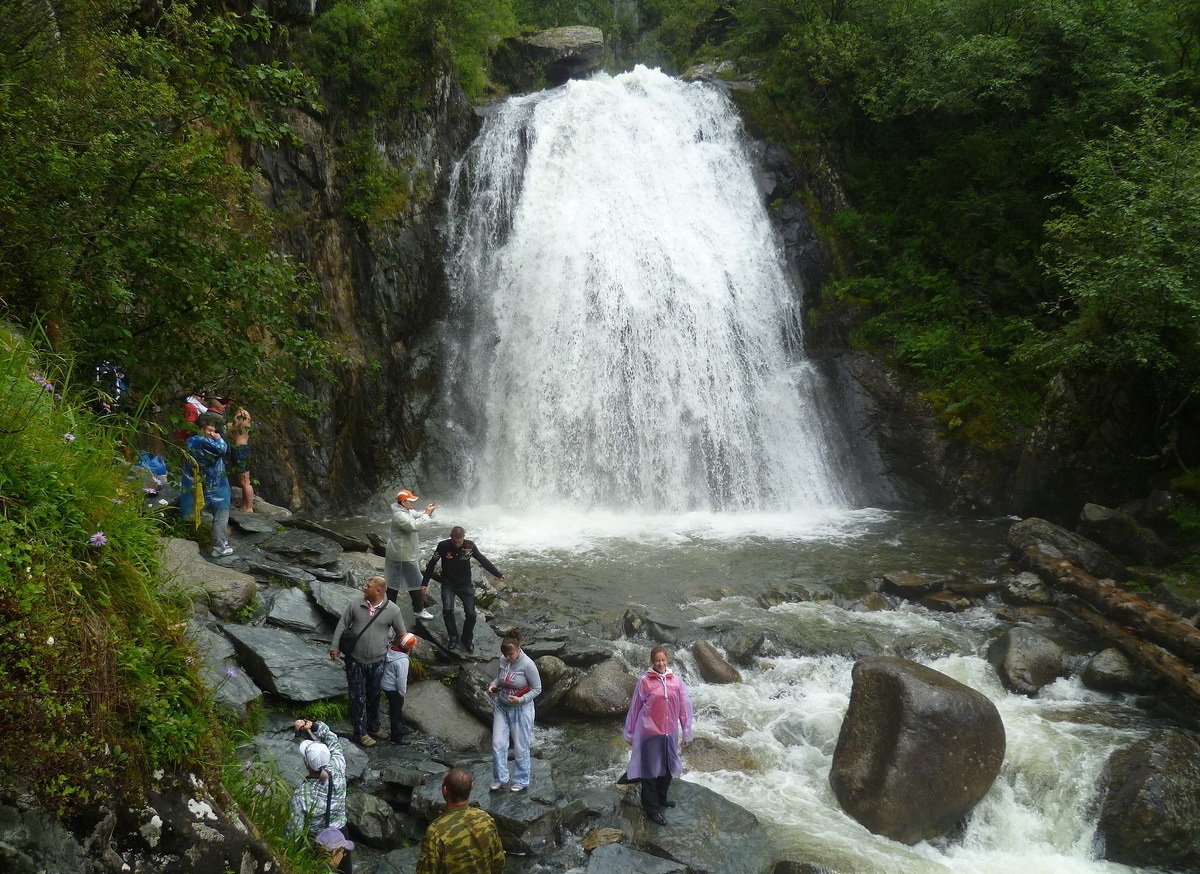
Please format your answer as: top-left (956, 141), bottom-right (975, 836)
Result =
top-left (622, 646), bottom-right (693, 824)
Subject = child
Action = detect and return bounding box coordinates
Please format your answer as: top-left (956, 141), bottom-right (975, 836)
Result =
top-left (382, 632), bottom-right (418, 743)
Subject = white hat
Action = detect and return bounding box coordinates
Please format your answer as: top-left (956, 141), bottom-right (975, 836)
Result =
top-left (316, 827), bottom-right (355, 853)
top-left (299, 739), bottom-right (331, 771)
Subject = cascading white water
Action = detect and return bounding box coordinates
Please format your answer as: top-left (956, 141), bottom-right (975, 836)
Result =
top-left (444, 66), bottom-right (857, 512)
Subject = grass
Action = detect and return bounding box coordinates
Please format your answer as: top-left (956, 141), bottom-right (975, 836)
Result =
top-left (0, 326), bottom-right (335, 871)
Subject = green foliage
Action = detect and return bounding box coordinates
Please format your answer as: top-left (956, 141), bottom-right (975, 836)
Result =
top-left (0, 330), bottom-right (221, 814)
top-left (305, 0), bottom-right (517, 106)
top-left (342, 129), bottom-right (425, 224)
top-left (0, 0), bottom-right (329, 411)
top-left (303, 698), bottom-right (351, 725)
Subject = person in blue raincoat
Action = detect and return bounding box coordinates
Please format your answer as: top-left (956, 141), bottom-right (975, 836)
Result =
top-left (179, 413), bottom-right (233, 557)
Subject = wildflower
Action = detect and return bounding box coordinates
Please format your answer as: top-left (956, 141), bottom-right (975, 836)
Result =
top-left (186, 655), bottom-right (195, 666)
top-left (153, 476), bottom-right (165, 487)
top-left (88, 531), bottom-right (108, 547)
top-left (254, 784), bottom-right (266, 794)
top-left (143, 486), bottom-right (157, 494)
top-left (226, 666), bottom-right (239, 678)
top-left (63, 432), bottom-right (75, 442)
top-left (111, 498), bottom-right (124, 505)
top-left (46, 636), bottom-right (54, 646)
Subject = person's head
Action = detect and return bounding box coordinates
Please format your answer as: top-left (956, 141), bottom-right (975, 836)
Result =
top-left (315, 828), bottom-right (354, 866)
top-left (205, 393), bottom-right (227, 411)
top-left (196, 412), bottom-right (221, 435)
top-left (650, 646), bottom-right (670, 674)
top-left (397, 632), bottom-right (418, 652)
top-left (441, 766), bottom-right (473, 805)
top-left (501, 628), bottom-right (523, 661)
top-left (364, 576), bottom-right (386, 605)
top-left (396, 488), bottom-right (419, 508)
top-left (300, 739), bottom-right (331, 775)
top-left (450, 526), bottom-right (466, 547)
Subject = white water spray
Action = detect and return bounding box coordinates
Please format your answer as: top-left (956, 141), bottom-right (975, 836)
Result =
top-left (444, 66), bottom-right (858, 512)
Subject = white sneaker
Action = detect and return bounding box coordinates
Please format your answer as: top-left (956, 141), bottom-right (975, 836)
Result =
top-left (212, 545), bottom-right (234, 557)
top-left (416, 609), bottom-right (435, 620)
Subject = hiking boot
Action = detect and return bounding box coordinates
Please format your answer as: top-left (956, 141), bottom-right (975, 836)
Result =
top-left (358, 735), bottom-right (377, 748)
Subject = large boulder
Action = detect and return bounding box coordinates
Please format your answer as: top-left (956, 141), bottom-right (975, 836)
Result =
top-left (1080, 648), bottom-right (1154, 694)
top-left (1096, 730), bottom-right (1200, 870)
top-left (160, 537), bottom-right (256, 619)
top-left (588, 843), bottom-right (687, 873)
top-left (1007, 517), bottom-right (1127, 581)
top-left (691, 641), bottom-right (742, 684)
top-left (986, 627), bottom-right (1064, 696)
top-left (266, 586), bottom-right (326, 633)
top-left (221, 624), bottom-right (347, 701)
top-left (491, 26), bottom-right (604, 93)
top-left (259, 527), bottom-right (344, 568)
top-left (1078, 503), bottom-right (1173, 566)
top-left (403, 680), bottom-right (490, 752)
top-left (829, 657), bottom-right (1005, 844)
top-left (562, 658), bottom-right (637, 718)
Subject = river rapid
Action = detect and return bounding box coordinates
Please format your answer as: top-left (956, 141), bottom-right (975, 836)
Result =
top-left (346, 503), bottom-right (1161, 873)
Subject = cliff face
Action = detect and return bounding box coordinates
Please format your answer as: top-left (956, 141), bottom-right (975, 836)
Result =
top-left (246, 77), bottom-right (480, 514)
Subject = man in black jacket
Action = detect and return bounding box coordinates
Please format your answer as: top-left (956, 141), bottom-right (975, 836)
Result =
top-left (421, 526), bottom-right (505, 653)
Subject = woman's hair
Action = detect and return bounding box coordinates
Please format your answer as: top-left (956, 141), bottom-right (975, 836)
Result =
top-left (501, 628), bottom-right (523, 655)
top-left (650, 645), bottom-right (668, 662)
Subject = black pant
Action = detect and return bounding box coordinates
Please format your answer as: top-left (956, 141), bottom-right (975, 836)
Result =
top-left (441, 583), bottom-right (476, 647)
top-left (386, 690), bottom-right (406, 737)
top-left (640, 774), bottom-right (672, 813)
top-left (345, 656), bottom-right (385, 738)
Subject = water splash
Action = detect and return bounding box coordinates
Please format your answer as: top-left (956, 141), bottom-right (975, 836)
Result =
top-left (444, 66), bottom-right (860, 512)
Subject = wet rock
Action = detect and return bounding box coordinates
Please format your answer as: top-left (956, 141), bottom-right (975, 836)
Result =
top-left (588, 842), bottom-right (688, 873)
top-left (582, 826), bottom-right (624, 851)
top-left (418, 599), bottom-right (501, 658)
top-left (190, 625), bottom-right (262, 716)
top-left (1008, 517), bottom-right (1127, 581)
top-left (1080, 648), bottom-right (1155, 695)
top-left (347, 791), bottom-right (404, 849)
top-left (283, 517), bottom-right (372, 552)
top-left (920, 592), bottom-right (972, 613)
top-left (562, 658), bottom-right (638, 718)
top-left (403, 680), bottom-right (490, 752)
top-left (1146, 581), bottom-right (1200, 619)
top-left (222, 624), bottom-right (346, 702)
top-left (829, 657), bottom-right (1005, 845)
top-left (757, 589), bottom-right (788, 609)
top-left (310, 581), bottom-right (361, 623)
top-left (534, 654), bottom-right (582, 711)
top-left (229, 510), bottom-right (280, 535)
top-left (559, 638), bottom-right (614, 667)
top-left (987, 627), bottom-right (1065, 696)
top-left (944, 577), bottom-right (1003, 599)
top-left (623, 608), bottom-right (681, 644)
top-left (266, 586), bottom-right (325, 633)
top-left (260, 527), bottom-right (344, 568)
top-left (160, 537), bottom-right (256, 619)
top-left (617, 779), bottom-right (777, 874)
top-left (244, 555), bottom-right (317, 588)
top-left (374, 845), bottom-right (420, 874)
top-left (411, 761), bottom-right (560, 854)
top-left (339, 550), bottom-right (387, 584)
top-left (685, 736), bottom-right (758, 773)
top-left (1000, 571), bottom-right (1054, 605)
top-left (524, 637), bottom-right (567, 658)
top-left (1097, 730), bottom-right (1200, 870)
top-left (882, 571), bottom-right (937, 599)
top-left (0, 784), bottom-right (86, 873)
top-left (1078, 503), bottom-right (1174, 566)
top-left (691, 641), bottom-right (742, 684)
top-left (723, 631), bottom-right (767, 664)
top-left (492, 26), bottom-right (604, 92)
top-left (848, 593), bottom-right (890, 612)
top-left (453, 664), bottom-right (498, 722)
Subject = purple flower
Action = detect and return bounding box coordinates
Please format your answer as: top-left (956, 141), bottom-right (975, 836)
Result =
top-left (88, 531), bottom-right (108, 547)
top-left (226, 666), bottom-right (239, 678)
top-left (63, 432), bottom-right (75, 442)
top-left (111, 498), bottom-right (124, 505)
top-left (152, 476), bottom-right (165, 487)
top-left (254, 784), bottom-right (266, 794)
top-left (143, 486), bottom-right (158, 494)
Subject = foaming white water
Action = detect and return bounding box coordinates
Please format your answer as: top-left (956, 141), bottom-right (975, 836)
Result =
top-left (422, 502), bottom-right (889, 559)
top-left (444, 66), bottom-right (858, 512)
top-left (652, 608), bottom-right (1150, 874)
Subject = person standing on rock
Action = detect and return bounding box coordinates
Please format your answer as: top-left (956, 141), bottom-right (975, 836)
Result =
top-left (330, 576), bottom-right (407, 747)
top-left (227, 405), bottom-right (254, 512)
top-left (179, 414), bottom-right (233, 558)
top-left (416, 767), bottom-right (504, 874)
top-left (386, 488), bottom-right (437, 618)
top-left (487, 628), bottom-right (541, 793)
top-left (421, 526), bottom-right (505, 653)
top-left (622, 645), bottom-right (693, 825)
top-left (382, 631), bottom-right (419, 743)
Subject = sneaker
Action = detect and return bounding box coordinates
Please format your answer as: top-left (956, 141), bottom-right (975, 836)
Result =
top-left (416, 609), bottom-right (435, 620)
top-left (490, 782), bottom-right (503, 791)
top-left (370, 729), bottom-right (390, 741)
top-left (212, 545), bottom-right (234, 557)
top-left (510, 784), bottom-right (526, 793)
top-left (648, 811), bottom-right (668, 825)
top-left (358, 735), bottom-right (377, 748)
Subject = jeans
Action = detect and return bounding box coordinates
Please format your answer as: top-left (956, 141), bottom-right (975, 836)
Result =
top-left (441, 583), bottom-right (476, 646)
top-left (211, 505), bottom-right (230, 550)
top-left (345, 656), bottom-right (386, 738)
top-left (492, 701), bottom-right (535, 786)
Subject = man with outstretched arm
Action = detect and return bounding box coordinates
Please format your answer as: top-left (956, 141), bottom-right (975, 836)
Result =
top-left (421, 526), bottom-right (505, 654)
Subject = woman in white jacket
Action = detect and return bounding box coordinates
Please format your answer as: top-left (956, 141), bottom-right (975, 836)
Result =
top-left (385, 488), bottom-right (436, 619)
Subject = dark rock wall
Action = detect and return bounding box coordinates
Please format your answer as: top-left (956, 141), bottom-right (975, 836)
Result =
top-left (246, 77), bottom-right (480, 514)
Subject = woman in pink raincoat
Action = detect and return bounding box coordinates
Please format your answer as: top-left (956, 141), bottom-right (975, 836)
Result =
top-left (622, 646), bottom-right (693, 824)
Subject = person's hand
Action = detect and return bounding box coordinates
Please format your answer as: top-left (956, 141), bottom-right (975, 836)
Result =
top-left (497, 574), bottom-right (506, 582)
top-left (426, 502), bottom-right (437, 515)
top-left (507, 695), bottom-right (520, 704)
top-left (329, 649), bottom-right (340, 660)
top-left (487, 684), bottom-right (497, 694)
top-left (682, 740), bottom-right (691, 748)
top-left (294, 719), bottom-right (313, 732)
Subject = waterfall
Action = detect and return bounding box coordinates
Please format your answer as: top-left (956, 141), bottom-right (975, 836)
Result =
top-left (443, 66), bottom-right (861, 513)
